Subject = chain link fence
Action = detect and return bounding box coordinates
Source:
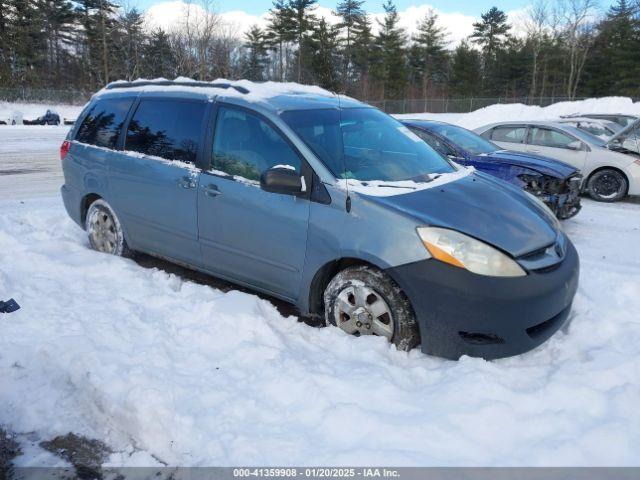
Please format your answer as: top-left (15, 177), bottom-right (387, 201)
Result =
top-left (0, 87), bottom-right (91, 106)
top-left (0, 88), bottom-right (635, 115)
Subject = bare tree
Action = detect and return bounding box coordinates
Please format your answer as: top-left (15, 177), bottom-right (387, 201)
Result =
top-left (555, 0), bottom-right (600, 99)
top-left (169, 0), bottom-right (221, 79)
top-left (524, 0), bottom-right (550, 100)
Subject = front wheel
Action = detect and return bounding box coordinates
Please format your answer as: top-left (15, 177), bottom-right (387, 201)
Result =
top-left (85, 199), bottom-right (133, 257)
top-left (587, 169), bottom-right (628, 202)
top-left (323, 265), bottom-right (420, 351)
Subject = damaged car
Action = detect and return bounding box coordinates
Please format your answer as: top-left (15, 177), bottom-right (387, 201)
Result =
top-left (402, 120), bottom-right (582, 219)
top-left (476, 121), bottom-right (640, 202)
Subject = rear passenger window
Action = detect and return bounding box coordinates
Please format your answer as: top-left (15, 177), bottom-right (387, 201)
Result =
top-left (75, 98), bottom-right (133, 149)
top-left (529, 127), bottom-right (577, 149)
top-left (490, 126), bottom-right (527, 144)
top-left (212, 106), bottom-right (301, 181)
top-left (125, 99), bottom-right (206, 164)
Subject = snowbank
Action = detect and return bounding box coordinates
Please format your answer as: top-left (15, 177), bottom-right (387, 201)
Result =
top-left (395, 96), bottom-right (640, 129)
top-left (1, 196), bottom-right (639, 467)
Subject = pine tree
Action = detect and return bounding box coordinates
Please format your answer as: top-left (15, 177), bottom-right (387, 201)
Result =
top-left (244, 25), bottom-right (269, 81)
top-left (351, 15), bottom-right (374, 98)
top-left (38, 0), bottom-right (77, 87)
top-left (584, 0), bottom-right (640, 96)
top-left (266, 0), bottom-right (296, 81)
top-left (470, 6), bottom-right (512, 57)
top-left (6, 0), bottom-right (47, 86)
top-left (306, 18), bottom-right (340, 90)
top-left (289, 0), bottom-right (318, 83)
top-left (450, 41), bottom-right (482, 96)
top-left (75, 0), bottom-right (120, 87)
top-left (335, 0), bottom-right (366, 91)
top-left (372, 0), bottom-right (407, 99)
top-left (412, 9), bottom-right (449, 98)
top-left (114, 8), bottom-right (146, 81)
top-left (142, 28), bottom-right (176, 80)
top-left (470, 6), bottom-right (512, 93)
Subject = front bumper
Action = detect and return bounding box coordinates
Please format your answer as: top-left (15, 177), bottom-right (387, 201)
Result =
top-left (386, 240), bottom-right (579, 360)
top-left (541, 175), bottom-right (582, 219)
top-left (543, 192), bottom-right (581, 219)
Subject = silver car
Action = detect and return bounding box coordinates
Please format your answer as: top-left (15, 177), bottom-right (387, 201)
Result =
top-left (475, 121), bottom-right (640, 202)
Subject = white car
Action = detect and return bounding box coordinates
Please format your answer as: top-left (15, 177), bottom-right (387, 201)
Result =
top-left (475, 121), bottom-right (640, 202)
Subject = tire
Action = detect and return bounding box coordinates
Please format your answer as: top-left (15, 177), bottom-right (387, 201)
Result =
top-left (85, 199), bottom-right (133, 257)
top-left (323, 265), bottom-right (420, 351)
top-left (587, 169), bottom-right (628, 202)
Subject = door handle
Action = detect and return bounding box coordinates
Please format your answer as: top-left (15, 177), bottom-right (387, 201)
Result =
top-left (203, 183), bottom-right (222, 197)
top-left (527, 149), bottom-right (540, 153)
top-left (178, 176), bottom-right (196, 189)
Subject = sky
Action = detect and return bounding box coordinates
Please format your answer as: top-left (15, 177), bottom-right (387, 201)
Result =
top-left (130, 0), bottom-right (530, 16)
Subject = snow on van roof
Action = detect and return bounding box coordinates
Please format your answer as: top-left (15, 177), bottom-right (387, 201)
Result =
top-left (100, 77), bottom-right (337, 101)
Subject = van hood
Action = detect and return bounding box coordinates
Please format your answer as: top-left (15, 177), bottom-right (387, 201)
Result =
top-left (361, 172), bottom-right (559, 258)
top-left (476, 150), bottom-right (578, 178)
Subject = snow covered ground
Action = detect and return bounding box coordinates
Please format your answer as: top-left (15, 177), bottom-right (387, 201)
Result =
top-left (1, 111), bottom-right (640, 468)
top-left (0, 126), bottom-right (69, 201)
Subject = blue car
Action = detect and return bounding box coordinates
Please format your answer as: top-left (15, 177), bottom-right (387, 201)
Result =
top-left (402, 120), bottom-right (582, 219)
top-left (60, 80), bottom-right (579, 360)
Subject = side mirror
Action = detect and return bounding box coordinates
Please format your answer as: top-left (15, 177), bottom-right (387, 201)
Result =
top-left (260, 166), bottom-right (304, 195)
top-left (567, 140), bottom-right (583, 151)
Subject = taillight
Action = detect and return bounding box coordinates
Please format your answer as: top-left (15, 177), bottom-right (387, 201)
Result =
top-left (60, 140), bottom-right (71, 160)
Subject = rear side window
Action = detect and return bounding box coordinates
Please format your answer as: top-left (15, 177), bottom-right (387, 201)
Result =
top-left (75, 98), bottom-right (133, 149)
top-left (125, 99), bottom-right (207, 164)
top-left (529, 127), bottom-right (576, 149)
top-left (490, 126), bottom-right (527, 143)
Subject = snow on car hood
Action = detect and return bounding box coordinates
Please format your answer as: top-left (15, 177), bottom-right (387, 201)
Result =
top-left (478, 150), bottom-right (578, 178)
top-left (362, 171), bottom-right (559, 257)
top-left (336, 167), bottom-right (473, 197)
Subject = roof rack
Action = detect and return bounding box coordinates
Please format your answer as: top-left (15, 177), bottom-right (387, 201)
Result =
top-left (105, 80), bottom-right (249, 94)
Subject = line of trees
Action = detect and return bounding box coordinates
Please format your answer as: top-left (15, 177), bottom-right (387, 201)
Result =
top-left (0, 0), bottom-right (639, 101)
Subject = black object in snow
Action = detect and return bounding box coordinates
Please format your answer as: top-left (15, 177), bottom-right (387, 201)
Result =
top-left (0, 298), bottom-right (20, 314)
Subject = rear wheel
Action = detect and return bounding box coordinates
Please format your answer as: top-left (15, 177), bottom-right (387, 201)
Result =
top-left (587, 169), bottom-right (628, 202)
top-left (323, 265), bottom-right (419, 351)
top-left (85, 199), bottom-right (133, 257)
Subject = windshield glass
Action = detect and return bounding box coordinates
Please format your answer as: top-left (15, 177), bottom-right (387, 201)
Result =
top-left (280, 108), bottom-right (455, 182)
top-left (426, 123), bottom-right (498, 155)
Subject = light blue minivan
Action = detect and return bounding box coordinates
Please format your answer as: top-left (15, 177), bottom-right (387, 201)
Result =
top-left (60, 80), bottom-right (579, 359)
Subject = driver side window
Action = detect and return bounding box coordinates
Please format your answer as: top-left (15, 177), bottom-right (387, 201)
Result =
top-left (412, 130), bottom-right (458, 158)
top-left (212, 106), bottom-right (301, 181)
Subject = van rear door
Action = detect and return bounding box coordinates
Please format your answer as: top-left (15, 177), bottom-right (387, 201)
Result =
top-left (109, 96), bottom-right (209, 267)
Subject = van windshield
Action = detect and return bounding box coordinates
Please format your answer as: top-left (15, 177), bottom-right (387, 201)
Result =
top-left (281, 108), bottom-right (455, 182)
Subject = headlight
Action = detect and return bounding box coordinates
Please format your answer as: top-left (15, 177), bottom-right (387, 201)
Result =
top-left (518, 173), bottom-right (563, 194)
top-left (417, 227), bottom-right (526, 277)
